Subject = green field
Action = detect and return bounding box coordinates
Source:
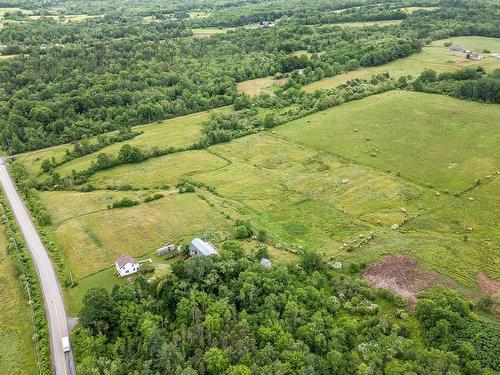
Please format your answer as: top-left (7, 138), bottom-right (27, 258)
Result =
top-left (304, 36), bottom-right (500, 92)
top-left (236, 76), bottom-right (276, 96)
top-left (276, 90), bottom-right (500, 193)
top-left (17, 90), bottom-right (500, 313)
top-left (0, 225), bottom-right (37, 374)
top-left (335, 19), bottom-right (403, 27)
top-left (18, 108), bottom-right (222, 179)
top-left (191, 27), bottom-right (234, 37)
top-left (89, 149), bottom-right (228, 188)
top-left (42, 190), bottom-right (231, 279)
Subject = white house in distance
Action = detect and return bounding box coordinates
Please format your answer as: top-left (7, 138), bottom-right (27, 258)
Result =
top-left (189, 238), bottom-right (218, 256)
top-left (115, 255), bottom-right (139, 277)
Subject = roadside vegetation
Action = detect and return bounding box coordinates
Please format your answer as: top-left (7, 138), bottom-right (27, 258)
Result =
top-left (0, 195), bottom-right (50, 374)
top-left (0, 222), bottom-right (38, 374)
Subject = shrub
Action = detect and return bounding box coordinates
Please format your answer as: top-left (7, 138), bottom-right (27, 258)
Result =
top-left (233, 225), bottom-right (251, 239)
top-left (111, 197), bottom-right (140, 208)
top-left (144, 193), bottom-right (164, 202)
top-left (178, 182), bottom-right (195, 193)
top-left (256, 229), bottom-right (267, 242)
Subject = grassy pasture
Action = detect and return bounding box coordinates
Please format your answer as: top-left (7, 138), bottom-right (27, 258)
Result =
top-left (193, 133), bottom-right (442, 251)
top-left (0, 7), bottom-right (32, 17)
top-left (42, 191), bottom-right (230, 279)
top-left (18, 108), bottom-right (220, 178)
top-left (407, 178), bottom-right (500, 244)
top-left (401, 7), bottom-right (439, 13)
top-left (304, 36), bottom-right (500, 92)
top-left (89, 149), bottom-right (228, 188)
top-left (335, 20), bottom-right (403, 27)
top-left (29, 90), bottom-right (499, 304)
top-left (236, 76), bottom-right (276, 96)
top-left (0, 225), bottom-right (37, 374)
top-left (191, 27), bottom-right (234, 37)
top-left (275, 90), bottom-right (500, 194)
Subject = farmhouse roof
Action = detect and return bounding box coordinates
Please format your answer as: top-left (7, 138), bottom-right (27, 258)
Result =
top-left (115, 255), bottom-right (138, 268)
top-left (190, 238), bottom-right (218, 256)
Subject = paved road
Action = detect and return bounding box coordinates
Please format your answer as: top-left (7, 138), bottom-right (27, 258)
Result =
top-left (0, 157), bottom-right (76, 375)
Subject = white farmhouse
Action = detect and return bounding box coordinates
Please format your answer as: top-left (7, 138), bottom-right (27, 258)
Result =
top-left (115, 255), bottom-right (139, 277)
top-left (189, 238), bottom-right (218, 256)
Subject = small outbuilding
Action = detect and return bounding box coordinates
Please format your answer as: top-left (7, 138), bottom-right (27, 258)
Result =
top-left (448, 45), bottom-right (465, 52)
top-left (156, 244), bottom-right (175, 256)
top-left (260, 257), bottom-right (272, 268)
top-left (466, 53), bottom-right (482, 61)
top-left (189, 238), bottom-right (218, 257)
top-left (115, 255), bottom-right (139, 277)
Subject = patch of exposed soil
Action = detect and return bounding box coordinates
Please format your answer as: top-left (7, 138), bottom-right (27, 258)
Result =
top-left (477, 272), bottom-right (500, 296)
top-left (362, 254), bottom-right (451, 308)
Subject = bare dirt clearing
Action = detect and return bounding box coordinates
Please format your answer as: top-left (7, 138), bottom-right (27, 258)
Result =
top-left (362, 253), bottom-right (452, 307)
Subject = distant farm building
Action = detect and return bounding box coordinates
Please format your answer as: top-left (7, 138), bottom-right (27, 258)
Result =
top-left (156, 244), bottom-right (175, 256)
top-left (448, 45), bottom-right (465, 52)
top-left (466, 53), bottom-right (482, 61)
top-left (260, 257), bottom-right (272, 268)
top-left (115, 255), bottom-right (139, 277)
top-left (259, 21), bottom-right (275, 27)
top-left (189, 238), bottom-right (218, 256)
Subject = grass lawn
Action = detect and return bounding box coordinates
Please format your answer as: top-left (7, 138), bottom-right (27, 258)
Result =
top-left (275, 90), bottom-right (500, 194)
top-left (304, 36), bottom-right (500, 92)
top-left (0, 224), bottom-right (37, 374)
top-left (43, 191), bottom-right (231, 279)
top-left (237, 76), bottom-right (276, 96)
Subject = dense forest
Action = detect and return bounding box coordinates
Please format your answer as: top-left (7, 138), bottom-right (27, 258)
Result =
top-left (0, 0), bottom-right (499, 153)
top-left (74, 242), bottom-right (499, 374)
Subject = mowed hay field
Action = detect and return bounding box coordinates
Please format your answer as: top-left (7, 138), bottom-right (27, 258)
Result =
top-left (17, 108), bottom-right (221, 178)
top-left (275, 90), bottom-right (500, 194)
top-left (0, 225), bottom-right (37, 374)
top-left (41, 190), bottom-right (231, 279)
top-left (304, 36), bottom-right (500, 92)
top-left (89, 149), bottom-right (228, 188)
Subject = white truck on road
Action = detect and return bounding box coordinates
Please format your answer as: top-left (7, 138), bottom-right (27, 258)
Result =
top-left (62, 336), bottom-right (71, 352)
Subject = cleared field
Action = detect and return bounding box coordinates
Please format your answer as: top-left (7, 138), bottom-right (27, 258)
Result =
top-left (89, 149), bottom-right (228, 188)
top-left (0, 225), bottom-right (37, 374)
top-left (43, 191), bottom-right (230, 278)
top-left (191, 27), bottom-right (234, 37)
top-left (407, 178), bottom-right (500, 244)
top-left (335, 20), bottom-right (402, 27)
top-left (338, 230), bottom-right (499, 292)
top-left (28, 14), bottom-right (98, 21)
top-left (304, 36), bottom-right (500, 92)
top-left (275, 90), bottom-right (500, 193)
top-left (189, 133), bottom-right (447, 253)
top-left (236, 76), bottom-right (276, 96)
top-left (0, 7), bottom-right (32, 17)
top-left (291, 50), bottom-right (313, 58)
top-left (401, 6), bottom-right (439, 13)
top-left (18, 108), bottom-right (220, 178)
